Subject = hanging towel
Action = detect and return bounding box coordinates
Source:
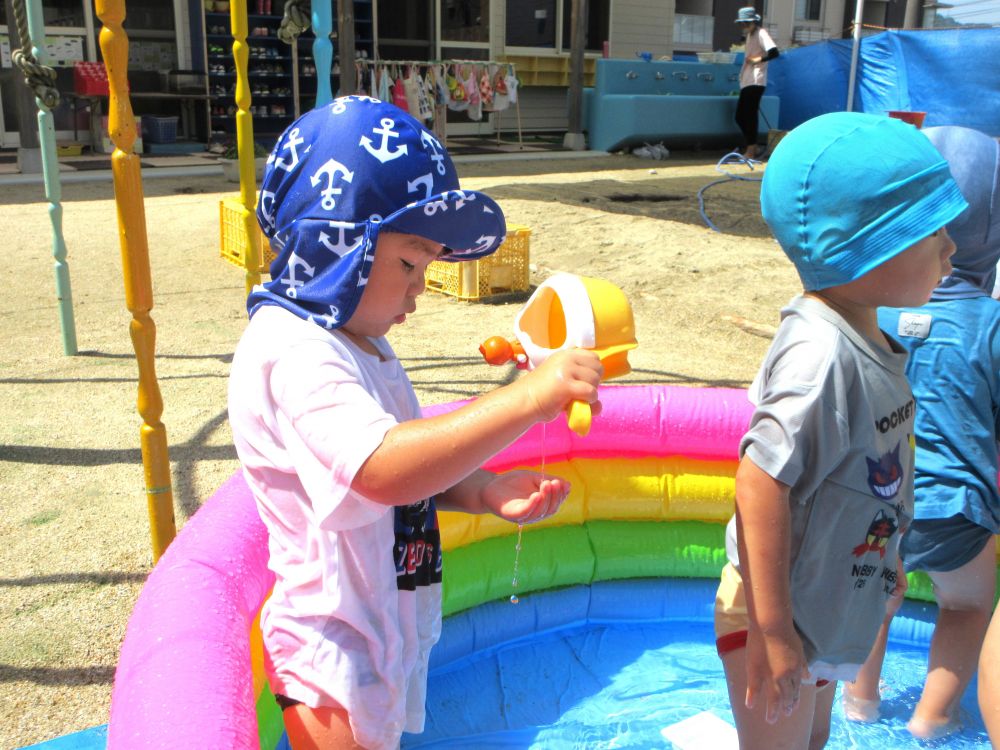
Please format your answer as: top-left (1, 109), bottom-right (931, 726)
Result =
top-left (491, 64), bottom-right (510, 111)
top-left (505, 66), bottom-right (519, 105)
top-left (463, 66), bottom-right (482, 121)
top-left (392, 72), bottom-right (410, 111)
top-left (377, 66), bottom-right (392, 103)
top-left (479, 65), bottom-right (494, 110)
top-left (447, 65), bottom-right (468, 111)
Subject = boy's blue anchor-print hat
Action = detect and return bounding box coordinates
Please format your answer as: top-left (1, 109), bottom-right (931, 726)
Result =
top-left (761, 112), bottom-right (968, 292)
top-left (247, 96), bottom-right (506, 328)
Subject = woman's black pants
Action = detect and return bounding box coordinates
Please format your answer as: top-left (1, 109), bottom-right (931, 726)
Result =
top-left (735, 85), bottom-right (766, 149)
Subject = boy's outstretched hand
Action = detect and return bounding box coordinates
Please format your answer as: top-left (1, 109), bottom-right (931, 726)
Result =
top-left (745, 624), bottom-right (811, 724)
top-left (481, 470), bottom-right (570, 524)
top-left (521, 349), bottom-right (603, 423)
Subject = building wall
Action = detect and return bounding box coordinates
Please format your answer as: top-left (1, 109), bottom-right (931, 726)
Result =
top-left (713, 0), bottom-right (747, 51)
top-left (609, 0), bottom-right (675, 59)
top-left (499, 86), bottom-right (575, 131)
top-left (489, 1), bottom-right (678, 132)
top-left (760, 0), bottom-right (849, 48)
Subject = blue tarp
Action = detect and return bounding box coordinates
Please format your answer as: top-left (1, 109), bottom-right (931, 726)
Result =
top-left (766, 27), bottom-right (1000, 135)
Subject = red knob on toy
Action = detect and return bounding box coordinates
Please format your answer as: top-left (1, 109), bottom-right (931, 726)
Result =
top-left (479, 336), bottom-right (514, 365)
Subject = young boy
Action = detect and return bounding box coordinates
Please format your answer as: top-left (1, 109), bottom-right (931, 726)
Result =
top-left (228, 96), bottom-right (602, 750)
top-left (843, 125), bottom-right (1000, 739)
top-left (714, 111), bottom-right (967, 749)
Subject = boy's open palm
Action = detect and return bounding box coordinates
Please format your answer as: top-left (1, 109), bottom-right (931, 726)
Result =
top-left (481, 471), bottom-right (570, 524)
top-left (745, 626), bottom-right (810, 724)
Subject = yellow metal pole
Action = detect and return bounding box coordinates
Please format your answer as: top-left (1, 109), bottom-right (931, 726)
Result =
top-left (230, 0), bottom-right (262, 296)
top-left (96, 0), bottom-right (176, 562)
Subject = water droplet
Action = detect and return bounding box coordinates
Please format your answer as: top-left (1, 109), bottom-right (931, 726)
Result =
top-left (510, 595), bottom-right (519, 604)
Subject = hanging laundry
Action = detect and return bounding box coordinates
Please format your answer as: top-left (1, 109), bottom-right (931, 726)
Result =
top-left (492, 64), bottom-right (510, 112)
top-left (447, 65), bottom-right (468, 112)
top-left (423, 66), bottom-right (440, 112)
top-left (479, 66), bottom-right (494, 110)
top-left (433, 64), bottom-right (450, 106)
top-left (505, 65), bottom-right (519, 105)
top-left (415, 71), bottom-right (434, 122)
top-left (354, 59), bottom-right (517, 123)
top-left (377, 66), bottom-right (392, 103)
top-left (392, 70), bottom-right (410, 111)
top-left (403, 66), bottom-right (422, 115)
top-left (462, 65), bottom-right (482, 121)
top-left (403, 67), bottom-right (433, 122)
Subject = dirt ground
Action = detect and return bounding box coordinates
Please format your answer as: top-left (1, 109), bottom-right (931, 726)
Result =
top-left (0, 151), bottom-right (800, 748)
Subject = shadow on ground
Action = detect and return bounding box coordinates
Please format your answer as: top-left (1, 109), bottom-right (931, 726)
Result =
top-left (485, 174), bottom-right (770, 238)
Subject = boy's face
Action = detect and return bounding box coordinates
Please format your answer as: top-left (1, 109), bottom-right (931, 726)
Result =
top-left (837, 228), bottom-right (956, 308)
top-left (342, 231), bottom-right (445, 339)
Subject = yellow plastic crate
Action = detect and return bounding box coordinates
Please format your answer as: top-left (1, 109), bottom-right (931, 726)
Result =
top-left (425, 226), bottom-right (531, 301)
top-left (219, 195), bottom-right (275, 273)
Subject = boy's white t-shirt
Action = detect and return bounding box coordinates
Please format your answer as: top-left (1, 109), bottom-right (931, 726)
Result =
top-left (228, 305), bottom-right (442, 750)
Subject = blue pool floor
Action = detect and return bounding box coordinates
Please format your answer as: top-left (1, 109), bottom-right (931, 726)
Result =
top-left (405, 581), bottom-right (990, 749)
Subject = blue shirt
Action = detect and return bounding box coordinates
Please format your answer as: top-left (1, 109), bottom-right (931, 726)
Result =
top-left (878, 296), bottom-right (1000, 532)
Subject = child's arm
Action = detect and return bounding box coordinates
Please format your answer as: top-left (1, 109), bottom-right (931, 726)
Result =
top-left (734, 455), bottom-right (810, 724)
top-left (353, 348), bottom-right (601, 507)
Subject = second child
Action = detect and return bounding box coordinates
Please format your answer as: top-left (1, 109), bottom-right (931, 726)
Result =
top-left (714, 112), bottom-right (967, 749)
top-left (844, 124), bottom-right (1000, 739)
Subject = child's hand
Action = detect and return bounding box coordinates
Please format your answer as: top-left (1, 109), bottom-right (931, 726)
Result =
top-left (745, 624), bottom-right (810, 724)
top-left (481, 470), bottom-right (570, 524)
top-left (521, 349), bottom-right (602, 423)
top-left (886, 555), bottom-right (908, 618)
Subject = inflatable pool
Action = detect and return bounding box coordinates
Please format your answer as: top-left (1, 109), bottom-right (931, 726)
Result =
top-left (104, 384), bottom-right (991, 748)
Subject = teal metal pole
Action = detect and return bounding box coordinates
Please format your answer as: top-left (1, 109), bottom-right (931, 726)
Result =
top-left (313, 0), bottom-right (334, 106)
top-left (26, 0), bottom-right (78, 355)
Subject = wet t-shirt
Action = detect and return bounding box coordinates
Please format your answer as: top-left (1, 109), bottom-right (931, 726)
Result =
top-left (726, 295), bottom-right (914, 682)
top-left (229, 305), bottom-right (442, 750)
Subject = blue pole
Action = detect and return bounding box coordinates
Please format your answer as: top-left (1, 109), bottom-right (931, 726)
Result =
top-left (25, 0), bottom-right (78, 354)
top-left (313, 0), bottom-right (334, 106)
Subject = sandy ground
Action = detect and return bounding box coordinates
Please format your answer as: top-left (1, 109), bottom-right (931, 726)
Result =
top-left (0, 152), bottom-right (800, 748)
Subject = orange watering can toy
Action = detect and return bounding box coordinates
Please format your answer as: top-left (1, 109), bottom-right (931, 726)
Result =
top-left (479, 272), bottom-right (638, 436)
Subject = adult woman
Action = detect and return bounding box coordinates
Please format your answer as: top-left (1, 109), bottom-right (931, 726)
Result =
top-left (734, 7), bottom-right (778, 159)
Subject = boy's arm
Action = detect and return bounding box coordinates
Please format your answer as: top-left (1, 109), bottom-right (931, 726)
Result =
top-left (353, 348), bottom-right (601, 507)
top-left (735, 454), bottom-right (809, 724)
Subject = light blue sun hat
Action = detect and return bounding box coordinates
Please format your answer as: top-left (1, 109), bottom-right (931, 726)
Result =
top-left (760, 112), bottom-right (968, 291)
top-left (735, 7), bottom-right (761, 22)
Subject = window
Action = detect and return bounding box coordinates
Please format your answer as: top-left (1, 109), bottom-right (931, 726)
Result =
top-left (795, 0), bottom-right (822, 21)
top-left (377, 0), bottom-right (432, 60)
top-left (560, 0), bottom-right (610, 52)
top-left (441, 0), bottom-right (490, 43)
top-left (506, 0), bottom-right (557, 47)
top-left (505, 0), bottom-right (609, 50)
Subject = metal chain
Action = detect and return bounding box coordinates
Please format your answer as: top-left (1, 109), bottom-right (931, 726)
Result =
top-left (278, 0), bottom-right (311, 44)
top-left (10, 0), bottom-right (61, 109)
